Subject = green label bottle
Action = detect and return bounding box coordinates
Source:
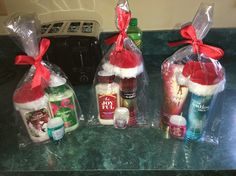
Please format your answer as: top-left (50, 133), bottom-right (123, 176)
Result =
top-left (47, 75), bottom-right (79, 133)
top-left (127, 18), bottom-right (143, 49)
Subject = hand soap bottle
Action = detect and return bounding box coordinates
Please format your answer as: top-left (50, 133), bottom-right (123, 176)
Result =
top-left (47, 74), bottom-right (79, 132)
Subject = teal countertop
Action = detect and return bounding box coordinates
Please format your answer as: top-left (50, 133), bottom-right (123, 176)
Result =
top-left (1, 29), bottom-right (236, 175)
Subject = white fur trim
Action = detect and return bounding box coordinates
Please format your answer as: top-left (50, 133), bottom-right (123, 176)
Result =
top-left (176, 72), bottom-right (189, 86)
top-left (188, 78), bottom-right (225, 96)
top-left (14, 95), bottom-right (49, 111)
top-left (102, 62), bottom-right (144, 78)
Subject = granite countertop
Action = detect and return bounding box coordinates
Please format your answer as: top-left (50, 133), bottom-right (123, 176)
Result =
top-left (0, 30), bottom-right (236, 175)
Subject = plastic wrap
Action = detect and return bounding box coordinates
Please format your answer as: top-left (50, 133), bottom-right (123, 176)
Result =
top-left (5, 13), bottom-right (83, 147)
top-left (160, 4), bottom-right (225, 144)
top-left (88, 0), bottom-right (148, 127)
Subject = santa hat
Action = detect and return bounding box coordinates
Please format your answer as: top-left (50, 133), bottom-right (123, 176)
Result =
top-left (177, 61), bottom-right (225, 96)
top-left (103, 48), bottom-right (143, 78)
top-left (13, 81), bottom-right (48, 110)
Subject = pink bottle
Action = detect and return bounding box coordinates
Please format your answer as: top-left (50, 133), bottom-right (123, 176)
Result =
top-left (160, 61), bottom-right (188, 128)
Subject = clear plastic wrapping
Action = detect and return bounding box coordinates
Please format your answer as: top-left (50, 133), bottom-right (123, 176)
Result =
top-left (160, 4), bottom-right (225, 144)
top-left (5, 13), bottom-right (83, 147)
top-left (88, 0), bottom-right (148, 128)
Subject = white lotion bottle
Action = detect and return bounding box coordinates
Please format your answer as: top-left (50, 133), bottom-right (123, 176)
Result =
top-left (95, 71), bottom-right (120, 125)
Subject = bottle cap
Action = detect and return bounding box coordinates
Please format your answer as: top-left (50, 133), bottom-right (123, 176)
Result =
top-left (169, 115), bottom-right (186, 126)
top-left (47, 117), bottom-right (64, 129)
top-left (49, 74), bottom-right (66, 87)
top-left (97, 70), bottom-right (115, 83)
top-left (130, 18), bottom-right (138, 26)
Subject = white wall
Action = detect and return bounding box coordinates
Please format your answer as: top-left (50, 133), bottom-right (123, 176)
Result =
top-left (0, 0), bottom-right (236, 34)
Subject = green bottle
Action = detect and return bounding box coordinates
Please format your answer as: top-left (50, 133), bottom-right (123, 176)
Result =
top-left (127, 18), bottom-right (142, 49)
top-left (47, 75), bottom-right (79, 133)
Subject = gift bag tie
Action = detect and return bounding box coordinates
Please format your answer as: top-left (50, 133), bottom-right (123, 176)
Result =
top-left (105, 6), bottom-right (131, 51)
top-left (15, 38), bottom-right (50, 88)
top-left (168, 25), bottom-right (224, 60)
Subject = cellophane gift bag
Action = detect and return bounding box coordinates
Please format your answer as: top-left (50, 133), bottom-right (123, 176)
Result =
top-left (88, 0), bottom-right (148, 128)
top-left (5, 13), bottom-right (83, 147)
top-left (160, 4), bottom-right (225, 144)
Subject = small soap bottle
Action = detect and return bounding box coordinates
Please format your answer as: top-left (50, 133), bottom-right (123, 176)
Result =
top-left (95, 71), bottom-right (120, 125)
top-left (169, 115), bottom-right (186, 140)
top-left (47, 74), bottom-right (79, 133)
top-left (47, 117), bottom-right (65, 142)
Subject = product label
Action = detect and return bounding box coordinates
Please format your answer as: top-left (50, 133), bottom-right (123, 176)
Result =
top-left (98, 94), bottom-right (117, 119)
top-left (50, 96), bottom-right (77, 128)
top-left (25, 108), bottom-right (50, 138)
top-left (162, 64), bottom-right (188, 119)
top-left (48, 125), bottom-right (64, 141)
top-left (121, 91), bottom-right (136, 99)
top-left (133, 39), bottom-right (142, 49)
top-left (187, 94), bottom-right (212, 139)
top-left (170, 124), bottom-right (186, 139)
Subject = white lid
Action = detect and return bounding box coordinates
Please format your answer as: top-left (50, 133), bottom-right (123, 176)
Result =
top-left (98, 70), bottom-right (114, 77)
top-left (49, 74), bottom-right (67, 87)
top-left (169, 115), bottom-right (186, 126)
top-left (47, 117), bottom-right (64, 129)
top-left (114, 107), bottom-right (129, 120)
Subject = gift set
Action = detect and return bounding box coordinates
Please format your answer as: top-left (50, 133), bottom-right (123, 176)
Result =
top-left (4, 0), bottom-right (226, 147)
top-left (160, 4), bottom-right (225, 143)
top-left (5, 13), bottom-right (82, 146)
top-left (88, 0), bottom-right (148, 128)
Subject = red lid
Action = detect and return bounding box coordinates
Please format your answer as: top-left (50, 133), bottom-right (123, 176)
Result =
top-left (182, 61), bottom-right (224, 85)
top-left (13, 82), bottom-right (45, 103)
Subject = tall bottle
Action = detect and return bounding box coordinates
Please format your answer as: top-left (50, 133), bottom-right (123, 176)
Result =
top-left (127, 18), bottom-right (143, 49)
top-left (47, 75), bottom-right (79, 132)
top-left (95, 71), bottom-right (120, 125)
top-left (120, 78), bottom-right (137, 126)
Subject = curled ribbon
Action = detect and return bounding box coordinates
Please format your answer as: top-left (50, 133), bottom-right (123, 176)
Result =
top-left (105, 6), bottom-right (131, 51)
top-left (168, 25), bottom-right (224, 60)
top-left (15, 38), bottom-right (51, 88)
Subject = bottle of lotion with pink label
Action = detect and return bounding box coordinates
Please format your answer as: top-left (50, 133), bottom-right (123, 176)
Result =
top-left (95, 71), bottom-right (120, 125)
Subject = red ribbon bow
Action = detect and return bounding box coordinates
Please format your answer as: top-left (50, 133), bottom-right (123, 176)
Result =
top-left (105, 6), bottom-right (131, 51)
top-left (15, 38), bottom-right (51, 88)
top-left (168, 25), bottom-right (224, 60)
